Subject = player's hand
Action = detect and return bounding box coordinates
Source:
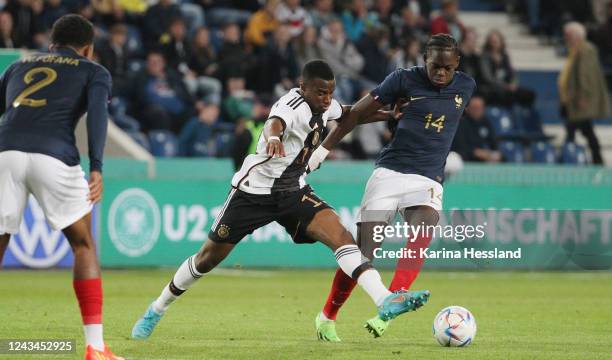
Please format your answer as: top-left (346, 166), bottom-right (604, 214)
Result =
top-left (306, 146), bottom-right (329, 174)
top-left (393, 98), bottom-right (409, 119)
top-left (88, 171), bottom-right (103, 204)
top-left (266, 137), bottom-right (285, 157)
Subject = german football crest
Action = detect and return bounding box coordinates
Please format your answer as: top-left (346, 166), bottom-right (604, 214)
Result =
top-left (217, 225), bottom-right (230, 238)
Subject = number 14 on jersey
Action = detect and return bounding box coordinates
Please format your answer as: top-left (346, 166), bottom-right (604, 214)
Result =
top-left (424, 113), bottom-right (445, 133)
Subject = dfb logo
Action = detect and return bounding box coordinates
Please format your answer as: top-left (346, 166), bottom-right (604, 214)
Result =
top-left (108, 188), bottom-right (161, 257)
top-left (8, 196), bottom-right (71, 268)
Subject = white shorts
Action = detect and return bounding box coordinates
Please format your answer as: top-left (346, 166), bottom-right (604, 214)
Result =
top-left (357, 167), bottom-right (444, 223)
top-left (0, 151), bottom-right (92, 234)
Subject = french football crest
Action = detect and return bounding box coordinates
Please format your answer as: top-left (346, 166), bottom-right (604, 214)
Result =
top-left (454, 95), bottom-right (463, 109)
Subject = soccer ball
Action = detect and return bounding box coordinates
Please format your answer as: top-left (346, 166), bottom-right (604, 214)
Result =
top-left (433, 306), bottom-right (476, 347)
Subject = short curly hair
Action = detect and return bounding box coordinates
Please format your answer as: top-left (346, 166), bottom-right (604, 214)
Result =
top-left (50, 14), bottom-right (94, 48)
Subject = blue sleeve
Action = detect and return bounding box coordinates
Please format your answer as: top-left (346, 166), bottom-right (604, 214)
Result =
top-left (370, 69), bottom-right (404, 105)
top-left (86, 66), bottom-right (112, 173)
top-left (0, 64), bottom-right (13, 115)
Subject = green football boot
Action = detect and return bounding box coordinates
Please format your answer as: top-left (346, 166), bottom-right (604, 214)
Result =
top-left (315, 313), bottom-right (341, 342)
top-left (364, 315), bottom-right (390, 338)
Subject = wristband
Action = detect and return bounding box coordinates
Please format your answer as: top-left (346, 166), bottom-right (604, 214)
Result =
top-left (268, 136), bottom-right (281, 142)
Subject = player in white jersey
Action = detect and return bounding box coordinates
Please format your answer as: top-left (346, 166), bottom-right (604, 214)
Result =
top-left (131, 60), bottom-right (430, 340)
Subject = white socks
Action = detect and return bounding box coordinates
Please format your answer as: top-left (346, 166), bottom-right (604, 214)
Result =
top-left (357, 269), bottom-right (391, 306)
top-left (84, 324), bottom-right (104, 351)
top-left (152, 255), bottom-right (203, 314)
top-left (334, 245), bottom-right (391, 307)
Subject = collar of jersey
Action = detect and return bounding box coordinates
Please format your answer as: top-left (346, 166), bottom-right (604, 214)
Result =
top-left (53, 46), bottom-right (83, 58)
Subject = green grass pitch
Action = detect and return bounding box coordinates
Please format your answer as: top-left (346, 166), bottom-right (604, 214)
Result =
top-left (1, 269), bottom-right (611, 359)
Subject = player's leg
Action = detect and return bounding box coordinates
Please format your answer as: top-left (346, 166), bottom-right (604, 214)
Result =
top-left (319, 221), bottom-right (385, 320)
top-left (153, 239), bottom-right (235, 314)
top-left (388, 205), bottom-right (439, 292)
top-left (316, 168), bottom-right (399, 340)
top-left (26, 153), bottom-right (122, 359)
top-left (25, 154), bottom-right (122, 359)
top-left (364, 173), bottom-right (440, 337)
top-left (0, 151), bottom-right (29, 268)
top-left (133, 188), bottom-right (273, 339)
top-left (316, 221), bottom-right (384, 341)
top-left (131, 239), bottom-right (236, 340)
top-left (306, 209), bottom-right (430, 320)
top-left (363, 206), bottom-right (438, 338)
top-left (0, 234), bottom-right (10, 267)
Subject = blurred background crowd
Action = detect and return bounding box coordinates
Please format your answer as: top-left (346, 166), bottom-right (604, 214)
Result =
top-left (0, 0), bottom-right (610, 169)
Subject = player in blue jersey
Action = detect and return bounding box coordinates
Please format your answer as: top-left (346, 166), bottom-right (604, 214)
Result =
top-left (0, 15), bottom-right (123, 360)
top-left (309, 34), bottom-right (476, 341)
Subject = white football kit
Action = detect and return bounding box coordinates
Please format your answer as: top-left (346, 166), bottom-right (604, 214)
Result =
top-left (231, 88), bottom-right (343, 195)
top-left (0, 151), bottom-right (92, 233)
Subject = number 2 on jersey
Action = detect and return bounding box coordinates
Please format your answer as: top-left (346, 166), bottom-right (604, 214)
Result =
top-left (12, 67), bottom-right (58, 108)
top-left (424, 113), bottom-right (445, 133)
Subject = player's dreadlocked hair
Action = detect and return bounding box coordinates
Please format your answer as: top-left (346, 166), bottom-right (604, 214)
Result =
top-left (51, 14), bottom-right (94, 48)
top-left (302, 60), bottom-right (335, 82)
top-left (425, 34), bottom-right (459, 56)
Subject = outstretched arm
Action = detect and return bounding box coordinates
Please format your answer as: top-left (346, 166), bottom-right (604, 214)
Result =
top-left (324, 94), bottom-right (384, 149)
top-left (307, 95), bottom-right (385, 172)
top-left (264, 117), bottom-right (286, 157)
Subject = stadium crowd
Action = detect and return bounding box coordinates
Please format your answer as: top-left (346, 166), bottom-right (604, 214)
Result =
top-left (0, 0), bottom-right (609, 167)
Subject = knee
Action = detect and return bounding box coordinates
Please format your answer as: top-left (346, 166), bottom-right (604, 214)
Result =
top-left (68, 236), bottom-right (94, 252)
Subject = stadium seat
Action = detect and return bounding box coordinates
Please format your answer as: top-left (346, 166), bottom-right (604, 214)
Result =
top-left (149, 130), bottom-right (179, 157)
top-left (530, 141), bottom-right (556, 164)
top-left (560, 142), bottom-right (588, 165)
top-left (486, 106), bottom-right (526, 141)
top-left (516, 107), bottom-right (554, 141)
top-left (499, 141), bottom-right (524, 163)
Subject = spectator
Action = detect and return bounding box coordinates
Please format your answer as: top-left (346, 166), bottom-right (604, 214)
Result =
top-left (341, 0), bottom-right (377, 42)
top-left (479, 30), bottom-right (535, 108)
top-left (0, 12), bottom-right (20, 48)
top-left (4, 0), bottom-right (44, 48)
top-left (458, 27), bottom-right (481, 83)
top-left (160, 17), bottom-right (191, 73)
top-left (275, 0), bottom-right (311, 38)
top-left (189, 27), bottom-right (219, 78)
top-left (201, 0), bottom-right (257, 27)
top-left (91, 0), bottom-right (126, 26)
top-left (245, 0), bottom-right (280, 48)
top-left (143, 0), bottom-right (182, 49)
top-left (221, 77), bottom-right (267, 169)
top-left (309, 0), bottom-right (336, 29)
top-left (430, 0), bottom-right (465, 43)
top-left (357, 25), bottom-right (392, 83)
top-left (96, 23), bottom-right (132, 97)
top-left (133, 51), bottom-right (195, 132)
top-left (372, 0), bottom-right (393, 29)
top-left (294, 25), bottom-right (323, 70)
top-left (217, 23), bottom-right (255, 83)
top-left (41, 0), bottom-right (68, 30)
top-left (559, 22), bottom-right (609, 164)
top-left (158, 18), bottom-right (222, 105)
top-left (255, 24), bottom-right (298, 95)
top-left (318, 19), bottom-right (366, 103)
top-left (592, 1), bottom-right (612, 66)
top-left (389, 36), bottom-right (424, 70)
top-left (178, 103), bottom-right (232, 157)
top-left (452, 96), bottom-right (502, 162)
top-left (392, 6), bottom-right (427, 47)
